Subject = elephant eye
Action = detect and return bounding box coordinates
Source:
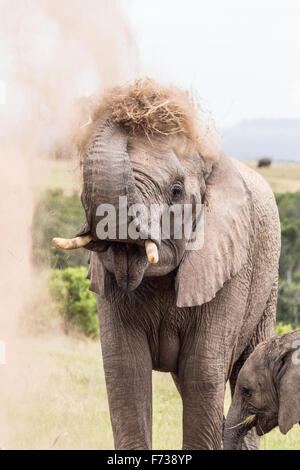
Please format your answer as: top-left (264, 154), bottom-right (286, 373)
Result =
top-left (171, 184), bottom-right (184, 201)
top-left (242, 386), bottom-right (252, 398)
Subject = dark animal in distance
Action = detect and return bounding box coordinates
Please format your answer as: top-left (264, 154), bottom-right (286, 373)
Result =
top-left (257, 157), bottom-right (272, 168)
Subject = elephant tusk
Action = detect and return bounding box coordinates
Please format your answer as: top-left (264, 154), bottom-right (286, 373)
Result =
top-left (145, 240), bottom-right (159, 264)
top-left (226, 414), bottom-right (256, 430)
top-left (53, 234), bottom-right (93, 250)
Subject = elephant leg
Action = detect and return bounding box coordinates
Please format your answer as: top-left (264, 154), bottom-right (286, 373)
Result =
top-left (179, 357), bottom-right (225, 450)
top-left (97, 298), bottom-right (153, 450)
top-left (229, 280), bottom-right (277, 450)
top-left (176, 300), bottom-right (245, 450)
top-left (176, 329), bottom-right (227, 452)
top-left (174, 367), bottom-right (225, 450)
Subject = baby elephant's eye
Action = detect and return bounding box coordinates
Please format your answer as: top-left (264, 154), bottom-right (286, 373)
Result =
top-left (242, 386), bottom-right (252, 398)
top-left (171, 184), bottom-right (183, 201)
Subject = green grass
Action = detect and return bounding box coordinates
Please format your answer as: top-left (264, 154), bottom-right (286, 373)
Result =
top-left (34, 158), bottom-right (82, 196)
top-left (1, 334), bottom-right (299, 450)
top-left (245, 161), bottom-right (300, 193)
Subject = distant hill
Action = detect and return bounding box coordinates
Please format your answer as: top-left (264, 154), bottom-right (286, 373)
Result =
top-left (221, 119), bottom-right (300, 162)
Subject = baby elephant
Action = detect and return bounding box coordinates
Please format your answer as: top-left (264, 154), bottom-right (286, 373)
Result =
top-left (224, 330), bottom-right (300, 450)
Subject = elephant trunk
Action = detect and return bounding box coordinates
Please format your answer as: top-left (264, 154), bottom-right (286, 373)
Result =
top-left (223, 396), bottom-right (256, 450)
top-left (52, 118), bottom-right (159, 268)
top-left (223, 408), bottom-right (244, 450)
top-left (83, 119), bottom-right (132, 236)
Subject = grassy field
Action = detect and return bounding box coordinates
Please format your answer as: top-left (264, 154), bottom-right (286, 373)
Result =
top-left (1, 333), bottom-right (299, 450)
top-left (246, 161), bottom-right (300, 193)
top-left (33, 158), bottom-right (82, 196)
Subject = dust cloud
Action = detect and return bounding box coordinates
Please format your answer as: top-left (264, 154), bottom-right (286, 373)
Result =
top-left (0, 0), bottom-right (138, 448)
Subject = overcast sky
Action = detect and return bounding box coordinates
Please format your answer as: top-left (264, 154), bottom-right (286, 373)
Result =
top-left (1, 0), bottom-right (299, 132)
top-left (124, 0), bottom-right (300, 128)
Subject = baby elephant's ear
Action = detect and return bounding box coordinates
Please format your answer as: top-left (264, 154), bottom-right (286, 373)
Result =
top-left (176, 153), bottom-right (254, 307)
top-left (278, 345), bottom-right (300, 434)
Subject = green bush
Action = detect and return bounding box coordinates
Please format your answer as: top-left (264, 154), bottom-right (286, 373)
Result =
top-left (274, 192), bottom-right (300, 329)
top-left (277, 278), bottom-right (300, 328)
top-left (49, 267), bottom-right (98, 338)
top-left (275, 322), bottom-right (293, 335)
top-left (31, 189), bottom-right (88, 269)
top-left (276, 192), bottom-right (300, 281)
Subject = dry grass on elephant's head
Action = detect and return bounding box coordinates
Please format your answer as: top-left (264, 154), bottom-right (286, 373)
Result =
top-left (77, 78), bottom-right (220, 163)
top-left (102, 79), bottom-right (199, 139)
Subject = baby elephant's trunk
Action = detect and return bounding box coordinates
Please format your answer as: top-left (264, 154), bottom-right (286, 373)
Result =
top-left (223, 397), bottom-right (256, 449)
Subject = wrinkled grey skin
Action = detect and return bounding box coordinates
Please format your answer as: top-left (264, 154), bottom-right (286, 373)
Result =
top-left (78, 117), bottom-right (281, 450)
top-left (224, 330), bottom-right (300, 450)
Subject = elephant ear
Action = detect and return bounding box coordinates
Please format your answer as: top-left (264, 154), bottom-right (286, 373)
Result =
top-left (277, 347), bottom-right (300, 434)
top-left (176, 153), bottom-right (254, 307)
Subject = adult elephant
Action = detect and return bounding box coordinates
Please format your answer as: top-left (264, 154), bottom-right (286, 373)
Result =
top-left (54, 80), bottom-right (281, 450)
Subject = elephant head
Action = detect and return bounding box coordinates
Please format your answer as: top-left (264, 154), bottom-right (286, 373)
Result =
top-left (224, 330), bottom-right (300, 450)
top-left (54, 79), bottom-right (253, 304)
